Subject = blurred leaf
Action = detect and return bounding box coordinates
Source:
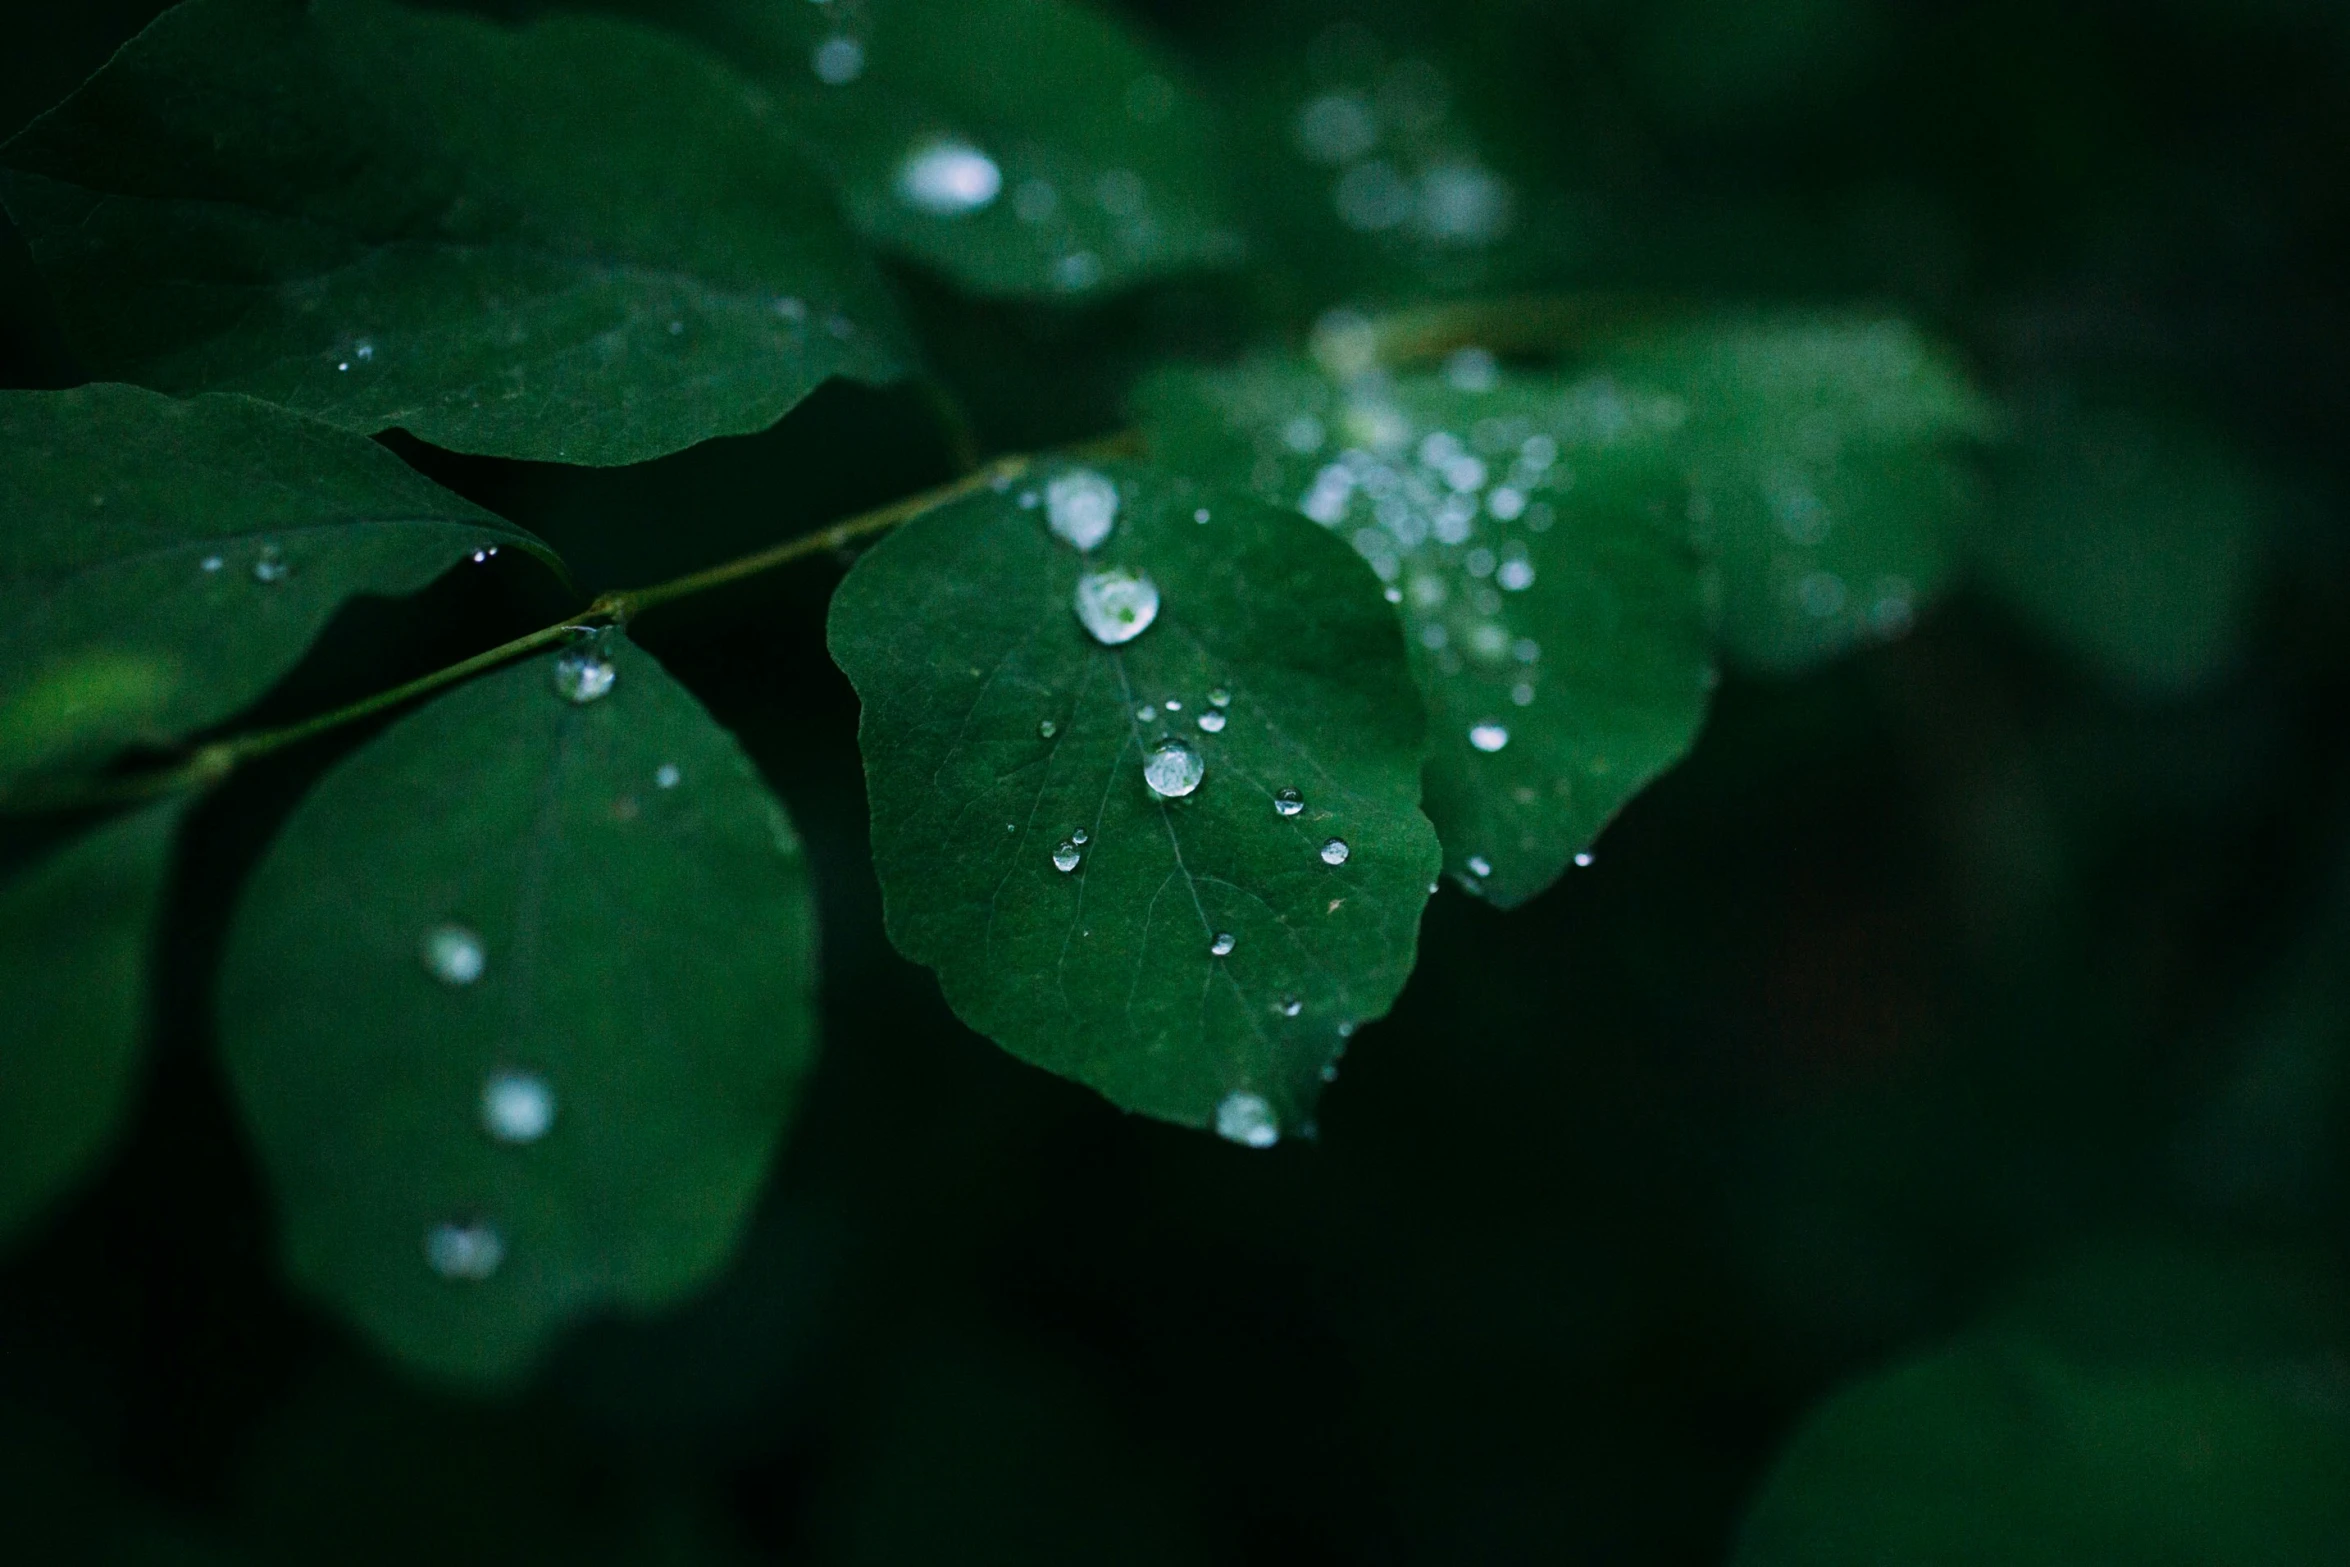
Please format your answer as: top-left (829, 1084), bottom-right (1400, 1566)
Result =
top-left (0, 800), bottom-right (179, 1244)
top-left (0, 385), bottom-right (543, 801)
top-left (0, 0), bottom-right (906, 466)
top-left (623, 0), bottom-right (1239, 299)
top-left (1138, 350), bottom-right (1712, 904)
top-left (1736, 1247), bottom-right (2350, 1567)
top-left (828, 460), bottom-right (1438, 1136)
top-left (1974, 399), bottom-right (2272, 696)
top-left (218, 634), bottom-right (816, 1381)
top-left (1597, 313), bottom-right (1996, 673)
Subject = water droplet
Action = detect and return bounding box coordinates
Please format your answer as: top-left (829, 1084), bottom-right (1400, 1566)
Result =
top-left (1143, 738), bottom-right (1204, 798)
top-left (1273, 788), bottom-right (1304, 818)
top-left (1135, 703), bottom-right (1157, 723)
top-left (1216, 1091), bottom-right (1280, 1148)
top-left (1163, 698), bottom-right (1182, 711)
top-left (251, 546), bottom-right (290, 584)
top-left (1197, 710), bottom-right (1227, 733)
top-left (655, 763), bottom-right (682, 789)
top-left (354, 339), bottom-right (375, 362)
top-left (425, 1220), bottom-right (504, 1281)
top-left (1194, 507), bottom-right (1212, 524)
top-left (1073, 568), bottom-right (1160, 645)
top-left (1046, 468), bottom-right (1119, 551)
top-left (1320, 838), bottom-right (1351, 866)
top-left (199, 555), bottom-right (224, 573)
top-left (1384, 586), bottom-right (1404, 603)
top-left (1209, 687), bottom-right (1232, 707)
top-left (1276, 995), bottom-right (1304, 1018)
top-left (1039, 719), bottom-right (1058, 739)
top-left (1466, 855), bottom-right (1493, 878)
top-left (1574, 851), bottom-right (1595, 868)
top-left (420, 925), bottom-right (485, 986)
top-left (1510, 682), bottom-right (1536, 707)
top-left (897, 137), bottom-right (1002, 216)
top-left (552, 648), bottom-right (617, 704)
top-left (480, 1070), bottom-right (555, 1144)
top-left (1210, 932), bottom-right (1236, 956)
top-left (811, 34), bottom-right (864, 85)
top-left (1071, 829), bottom-right (1089, 846)
top-left (1468, 723), bottom-right (1511, 753)
top-left (1497, 558), bottom-right (1535, 592)
top-left (1053, 841), bottom-right (1082, 873)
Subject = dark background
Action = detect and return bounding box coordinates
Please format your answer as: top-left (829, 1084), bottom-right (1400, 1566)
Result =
top-left (4, 2), bottom-right (2348, 1561)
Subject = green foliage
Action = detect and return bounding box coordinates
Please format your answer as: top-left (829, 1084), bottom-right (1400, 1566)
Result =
top-left (1137, 349), bottom-right (1713, 903)
top-left (0, 384), bottom-right (541, 800)
top-left (1735, 1248), bottom-right (2350, 1567)
top-left (218, 634), bottom-right (815, 1380)
top-left (828, 461), bottom-right (1438, 1135)
top-left (0, 0), bottom-right (906, 465)
top-left (0, 800), bottom-right (179, 1242)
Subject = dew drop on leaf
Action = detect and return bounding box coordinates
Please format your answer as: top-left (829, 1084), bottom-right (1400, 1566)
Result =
top-left (1273, 787), bottom-right (1305, 818)
top-left (1073, 568), bottom-right (1160, 645)
top-left (251, 545), bottom-right (291, 584)
top-left (897, 138), bottom-right (1002, 217)
top-left (552, 649), bottom-right (617, 704)
top-left (420, 924), bottom-right (485, 987)
top-left (1468, 723), bottom-right (1511, 753)
top-left (655, 763), bottom-right (681, 789)
top-left (1053, 841), bottom-right (1082, 873)
top-left (1208, 687), bottom-right (1232, 708)
top-left (1275, 995), bottom-right (1304, 1018)
top-left (1143, 738), bottom-right (1204, 798)
top-left (1197, 710), bottom-right (1227, 733)
top-left (480, 1069), bottom-right (555, 1144)
top-left (1046, 468), bottom-right (1119, 551)
top-left (1038, 718), bottom-right (1058, 738)
top-left (1575, 852), bottom-right (1596, 868)
top-left (1210, 932), bottom-right (1235, 956)
top-left (1216, 1091), bottom-right (1280, 1148)
top-left (424, 1220), bottom-right (504, 1281)
top-left (1466, 855), bottom-right (1493, 878)
top-left (1320, 837), bottom-right (1351, 866)
top-left (1071, 829), bottom-right (1089, 846)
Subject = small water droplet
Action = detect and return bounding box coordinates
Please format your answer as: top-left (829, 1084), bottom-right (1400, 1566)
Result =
top-left (1574, 851), bottom-right (1595, 868)
top-left (1073, 568), bottom-right (1160, 645)
top-left (1046, 468), bottom-right (1119, 551)
top-left (199, 555), bottom-right (224, 573)
top-left (1197, 711), bottom-right (1227, 733)
top-left (897, 137), bottom-right (1002, 216)
top-left (1039, 718), bottom-right (1058, 739)
top-left (1468, 723), bottom-right (1510, 753)
top-left (1209, 688), bottom-right (1232, 708)
top-left (1466, 855), bottom-right (1493, 878)
top-left (425, 1220), bottom-right (504, 1281)
top-left (552, 649), bottom-right (617, 704)
top-left (1385, 585), bottom-right (1404, 604)
top-left (251, 546), bottom-right (290, 584)
top-left (1053, 841), bottom-right (1082, 873)
top-left (1071, 829), bottom-right (1089, 846)
top-left (1136, 703), bottom-right (1158, 723)
top-left (655, 763), bottom-right (682, 789)
top-left (480, 1070), bottom-right (555, 1144)
top-left (1144, 738), bottom-right (1204, 798)
top-left (1194, 507), bottom-right (1212, 524)
top-left (1320, 838), bottom-right (1351, 866)
top-left (1210, 932), bottom-right (1236, 956)
top-left (1164, 698), bottom-right (1182, 711)
top-left (354, 339), bottom-right (375, 362)
top-left (811, 34), bottom-right (864, 85)
top-left (1216, 1091), bottom-right (1280, 1148)
top-left (1276, 995), bottom-right (1304, 1018)
top-left (1273, 787), bottom-right (1304, 818)
top-left (420, 925), bottom-right (485, 986)
top-left (1496, 558), bottom-right (1535, 592)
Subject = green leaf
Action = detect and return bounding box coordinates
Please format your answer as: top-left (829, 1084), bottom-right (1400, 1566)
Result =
top-left (1973, 398), bottom-right (2272, 696)
top-left (0, 0), bottom-right (907, 466)
top-left (636, 0), bottom-right (1238, 299)
top-left (1137, 354), bottom-right (1713, 906)
top-left (0, 385), bottom-right (544, 802)
top-left (1735, 1248), bottom-right (2350, 1567)
top-left (1595, 313), bottom-right (1997, 672)
top-left (0, 800), bottom-right (181, 1243)
top-left (217, 633), bottom-right (816, 1381)
top-left (827, 460), bottom-right (1439, 1136)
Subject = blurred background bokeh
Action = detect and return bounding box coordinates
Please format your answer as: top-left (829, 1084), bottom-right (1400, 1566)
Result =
top-left (5, 1), bottom-right (2349, 1561)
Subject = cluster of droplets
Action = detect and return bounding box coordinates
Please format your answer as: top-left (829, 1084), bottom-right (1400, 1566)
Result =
top-left (1291, 27), bottom-right (1512, 249)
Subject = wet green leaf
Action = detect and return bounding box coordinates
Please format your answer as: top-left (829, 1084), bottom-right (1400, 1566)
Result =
top-left (827, 460), bottom-right (1439, 1135)
top-left (1596, 313), bottom-right (1996, 672)
top-left (1138, 354), bottom-right (1713, 905)
top-left (1737, 1248), bottom-right (2350, 1567)
top-left (0, 0), bottom-right (906, 466)
top-left (636, 0), bottom-right (1237, 299)
top-left (1974, 399), bottom-right (2272, 696)
top-left (0, 800), bottom-right (181, 1244)
top-left (218, 634), bottom-right (816, 1382)
top-left (0, 385), bottom-right (543, 803)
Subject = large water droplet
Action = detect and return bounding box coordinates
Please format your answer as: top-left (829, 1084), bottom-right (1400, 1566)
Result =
top-left (420, 925), bottom-right (485, 986)
top-left (1216, 1091), bottom-right (1280, 1148)
top-left (1144, 738), bottom-right (1204, 798)
top-left (897, 138), bottom-right (1001, 216)
top-left (251, 545), bottom-right (290, 584)
top-left (480, 1070), bottom-right (555, 1144)
top-left (1468, 722), bottom-right (1511, 753)
top-left (1053, 841), bottom-right (1082, 873)
top-left (1073, 569), bottom-right (1159, 645)
top-left (553, 648), bottom-right (617, 704)
top-left (1320, 838), bottom-right (1351, 866)
top-left (1046, 468), bottom-right (1119, 551)
top-left (1273, 787), bottom-right (1304, 818)
top-left (1197, 710), bottom-right (1226, 733)
top-left (425, 1220), bottom-right (504, 1280)
top-left (1210, 932), bottom-right (1236, 957)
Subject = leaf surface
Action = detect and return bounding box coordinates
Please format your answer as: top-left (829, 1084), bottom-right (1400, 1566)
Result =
top-left (828, 461), bottom-right (1439, 1135)
top-left (0, 0), bottom-right (906, 465)
top-left (218, 634), bottom-right (816, 1381)
top-left (1139, 356), bottom-right (1712, 905)
top-left (0, 800), bottom-right (181, 1242)
top-left (0, 385), bottom-right (543, 802)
